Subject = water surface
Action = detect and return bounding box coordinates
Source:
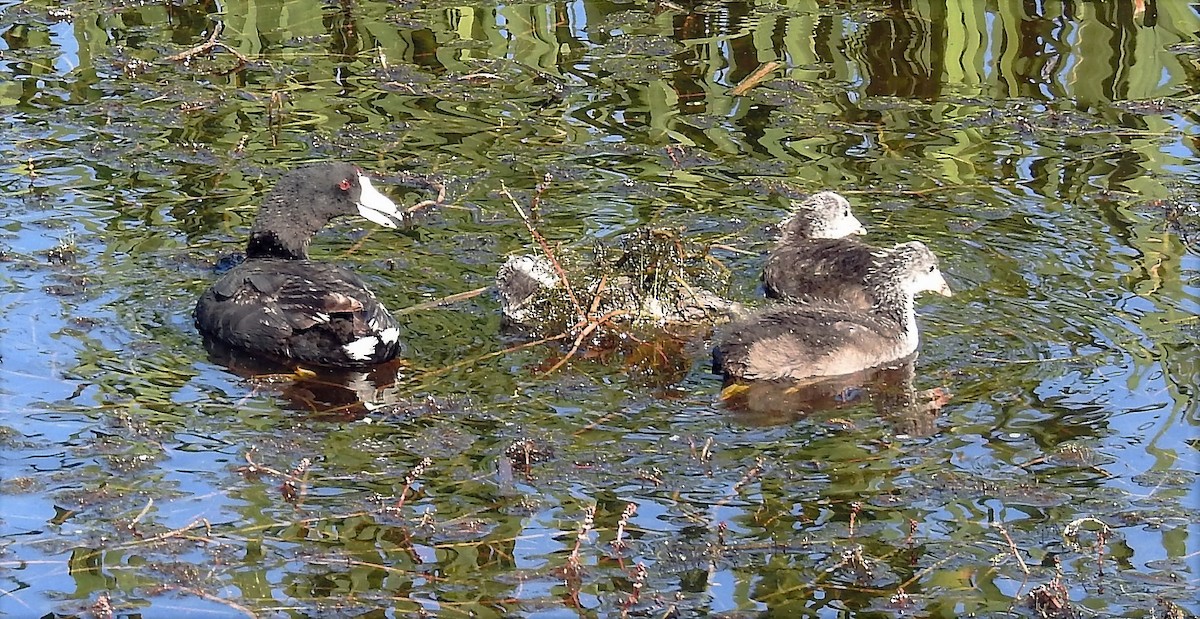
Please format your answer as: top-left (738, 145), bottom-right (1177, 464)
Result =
top-left (1, 0), bottom-right (1197, 616)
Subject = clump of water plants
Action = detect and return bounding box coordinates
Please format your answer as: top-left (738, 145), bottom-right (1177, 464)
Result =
top-left (595, 226), bottom-right (739, 323)
top-left (498, 226), bottom-right (743, 338)
top-left (495, 182), bottom-right (747, 378)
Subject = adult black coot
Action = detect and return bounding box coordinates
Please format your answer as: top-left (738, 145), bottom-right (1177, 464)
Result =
top-left (195, 162), bottom-right (404, 367)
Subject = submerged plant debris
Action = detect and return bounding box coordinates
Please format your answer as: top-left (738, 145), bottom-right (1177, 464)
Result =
top-left (501, 226), bottom-right (744, 338)
top-left (0, 0), bottom-right (1197, 617)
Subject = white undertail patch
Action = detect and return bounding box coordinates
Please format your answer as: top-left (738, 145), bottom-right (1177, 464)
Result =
top-left (379, 327), bottom-right (400, 344)
top-left (343, 335), bottom-right (380, 361)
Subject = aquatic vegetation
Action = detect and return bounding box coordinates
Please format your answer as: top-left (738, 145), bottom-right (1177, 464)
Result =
top-left (0, 0), bottom-right (1197, 617)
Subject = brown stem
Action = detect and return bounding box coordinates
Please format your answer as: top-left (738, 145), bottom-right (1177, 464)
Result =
top-left (499, 182), bottom-right (584, 320)
top-left (730, 61), bottom-right (782, 96)
top-left (394, 286), bottom-right (489, 315)
top-left (165, 21), bottom-right (250, 65)
top-left (405, 180), bottom-right (447, 213)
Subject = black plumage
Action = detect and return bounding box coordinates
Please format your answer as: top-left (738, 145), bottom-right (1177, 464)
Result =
top-left (195, 162), bottom-right (404, 367)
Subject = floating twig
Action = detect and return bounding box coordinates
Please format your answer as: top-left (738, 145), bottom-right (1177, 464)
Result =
top-left (394, 286), bottom-right (489, 315)
top-left (540, 307), bottom-right (626, 376)
top-left (239, 448), bottom-right (286, 477)
top-left (405, 179), bottom-right (447, 213)
top-left (130, 498), bottom-right (154, 527)
top-left (894, 552), bottom-right (959, 592)
top-left (416, 332), bottom-right (571, 379)
top-left (994, 522), bottom-right (1030, 575)
top-left (165, 21), bottom-right (250, 66)
top-left (140, 518), bottom-right (213, 545)
top-left (458, 72), bottom-right (501, 81)
top-left (708, 242), bottom-right (760, 256)
top-left (539, 275), bottom-right (633, 376)
top-left (971, 352), bottom-right (1093, 365)
top-left (730, 60), bottom-right (782, 96)
top-left (238, 450), bottom-right (312, 506)
top-left (499, 182), bottom-right (584, 319)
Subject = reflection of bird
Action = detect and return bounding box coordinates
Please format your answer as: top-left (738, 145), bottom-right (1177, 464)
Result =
top-left (716, 241), bottom-right (952, 381)
top-left (196, 163), bottom-right (404, 367)
top-left (762, 191), bottom-right (881, 309)
top-left (720, 358), bottom-right (952, 436)
top-left (201, 337), bottom-right (407, 420)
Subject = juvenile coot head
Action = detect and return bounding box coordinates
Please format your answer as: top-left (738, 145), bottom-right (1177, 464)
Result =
top-left (762, 191), bottom-right (873, 306)
top-left (872, 241), bottom-right (953, 301)
top-left (777, 191), bottom-right (864, 244)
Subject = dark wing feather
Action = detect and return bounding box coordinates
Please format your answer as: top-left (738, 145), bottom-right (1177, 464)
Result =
top-left (196, 259), bottom-right (399, 365)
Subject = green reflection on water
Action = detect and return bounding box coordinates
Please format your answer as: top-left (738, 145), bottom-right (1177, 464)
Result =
top-left (0, 0), bottom-right (1197, 616)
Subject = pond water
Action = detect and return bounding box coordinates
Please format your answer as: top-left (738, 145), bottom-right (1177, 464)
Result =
top-left (1, 0), bottom-right (1197, 617)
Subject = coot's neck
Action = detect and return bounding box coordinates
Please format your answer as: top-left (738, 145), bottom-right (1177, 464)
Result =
top-left (867, 274), bottom-right (916, 336)
top-left (245, 194), bottom-right (325, 260)
top-left (778, 219), bottom-right (816, 245)
top-left (246, 230), bottom-right (309, 260)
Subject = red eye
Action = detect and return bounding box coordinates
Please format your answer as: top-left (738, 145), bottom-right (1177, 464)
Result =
top-left (338, 178), bottom-right (351, 191)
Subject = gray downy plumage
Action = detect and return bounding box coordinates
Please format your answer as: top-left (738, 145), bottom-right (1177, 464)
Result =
top-left (719, 241), bottom-right (952, 381)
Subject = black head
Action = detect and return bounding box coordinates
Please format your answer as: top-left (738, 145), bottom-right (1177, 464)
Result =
top-left (246, 162), bottom-right (401, 259)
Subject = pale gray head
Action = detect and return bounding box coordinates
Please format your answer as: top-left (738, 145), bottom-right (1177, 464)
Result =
top-left (876, 241), bottom-right (952, 298)
top-left (496, 254), bottom-right (560, 322)
top-left (778, 191), bottom-right (864, 243)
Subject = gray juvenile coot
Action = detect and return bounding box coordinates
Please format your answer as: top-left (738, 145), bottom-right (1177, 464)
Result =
top-left (762, 191), bottom-right (880, 308)
top-left (716, 241), bottom-right (951, 381)
top-left (195, 162), bottom-right (404, 367)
